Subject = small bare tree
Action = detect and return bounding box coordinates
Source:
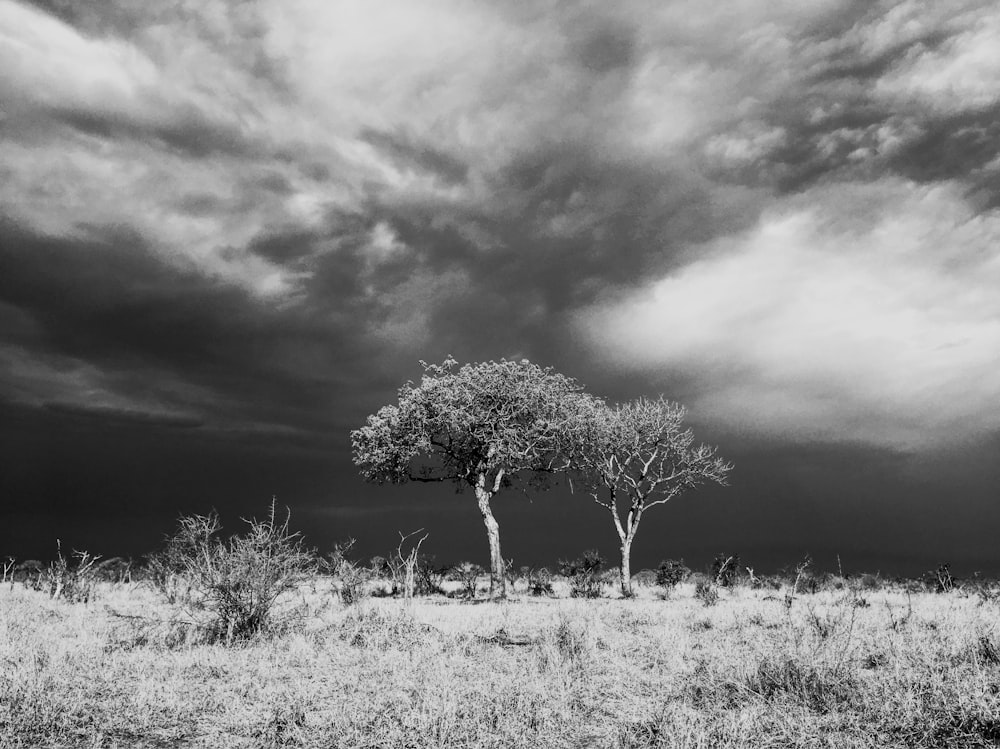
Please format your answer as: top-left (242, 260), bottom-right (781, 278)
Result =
top-left (396, 529), bottom-right (428, 600)
top-left (569, 397), bottom-right (732, 597)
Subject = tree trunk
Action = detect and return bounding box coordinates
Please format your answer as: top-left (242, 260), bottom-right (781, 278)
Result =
top-left (475, 476), bottom-right (506, 599)
top-left (620, 537), bottom-right (633, 597)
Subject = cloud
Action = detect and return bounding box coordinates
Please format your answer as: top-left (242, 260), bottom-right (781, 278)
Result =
top-left (2, 0), bottom-right (1000, 455)
top-left (577, 180), bottom-right (1000, 448)
top-left (873, 3), bottom-right (1000, 112)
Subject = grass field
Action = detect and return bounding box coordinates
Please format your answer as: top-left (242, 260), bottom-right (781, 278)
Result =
top-left (2, 580), bottom-right (999, 748)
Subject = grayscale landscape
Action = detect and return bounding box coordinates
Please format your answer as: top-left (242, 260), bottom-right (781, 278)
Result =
top-left (2, 1), bottom-right (999, 746)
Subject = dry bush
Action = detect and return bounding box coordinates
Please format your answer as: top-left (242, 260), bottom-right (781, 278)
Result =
top-left (32, 542), bottom-right (100, 603)
top-left (526, 566), bottom-right (555, 597)
top-left (558, 549), bottom-right (606, 599)
top-left (153, 502), bottom-right (318, 642)
top-left (694, 578), bottom-right (719, 607)
top-left (535, 613), bottom-right (603, 671)
top-left (450, 562), bottom-right (484, 599)
top-left (922, 562), bottom-right (956, 593)
top-left (327, 539), bottom-right (370, 605)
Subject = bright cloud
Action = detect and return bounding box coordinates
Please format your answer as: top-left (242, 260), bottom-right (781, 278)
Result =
top-left (578, 181), bottom-right (1000, 448)
top-left (874, 4), bottom-right (1000, 112)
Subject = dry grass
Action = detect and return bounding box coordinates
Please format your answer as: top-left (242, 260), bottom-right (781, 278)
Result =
top-left (2, 580), bottom-right (999, 748)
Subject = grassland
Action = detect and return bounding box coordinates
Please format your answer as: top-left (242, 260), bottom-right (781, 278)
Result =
top-left (2, 579), bottom-right (999, 748)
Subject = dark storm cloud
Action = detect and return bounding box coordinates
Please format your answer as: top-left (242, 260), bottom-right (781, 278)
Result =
top-left (3, 0), bottom-right (1000, 567)
top-left (0, 217), bottom-right (389, 439)
top-left (3, 0), bottom-right (998, 445)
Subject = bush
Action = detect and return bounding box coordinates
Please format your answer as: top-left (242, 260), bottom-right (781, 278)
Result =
top-left (450, 562), bottom-right (484, 599)
top-left (694, 579), bottom-right (719, 607)
top-left (527, 566), bottom-right (555, 597)
top-left (559, 550), bottom-right (605, 599)
top-left (656, 559), bottom-right (691, 590)
top-left (414, 553), bottom-right (448, 596)
top-left (711, 553), bottom-right (740, 587)
top-left (923, 563), bottom-right (956, 593)
top-left (154, 502), bottom-right (319, 642)
top-left (327, 539), bottom-right (369, 605)
top-left (632, 569), bottom-right (658, 588)
top-left (33, 542), bottom-right (100, 603)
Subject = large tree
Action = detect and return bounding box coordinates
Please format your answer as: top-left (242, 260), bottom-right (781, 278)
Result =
top-left (351, 357), bottom-right (587, 598)
top-left (570, 397), bottom-right (732, 597)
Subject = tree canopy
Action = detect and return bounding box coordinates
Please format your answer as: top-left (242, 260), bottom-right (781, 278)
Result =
top-left (352, 357), bottom-right (589, 596)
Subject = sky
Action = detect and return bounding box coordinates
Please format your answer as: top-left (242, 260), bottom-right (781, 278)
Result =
top-left (2, 0), bottom-right (1000, 575)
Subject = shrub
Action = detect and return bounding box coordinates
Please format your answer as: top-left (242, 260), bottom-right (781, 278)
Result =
top-left (559, 549), bottom-right (605, 599)
top-left (33, 542), bottom-right (100, 603)
top-left (527, 566), bottom-right (555, 597)
top-left (923, 563), bottom-right (956, 593)
top-left (711, 553), bottom-right (740, 587)
top-left (155, 502), bottom-right (319, 642)
top-left (854, 572), bottom-right (884, 591)
top-left (327, 540), bottom-right (369, 605)
top-left (656, 559), bottom-right (691, 590)
top-left (414, 553), bottom-right (448, 596)
top-left (694, 579), bottom-right (719, 607)
top-left (632, 569), bottom-right (658, 588)
top-left (450, 562), bottom-right (484, 599)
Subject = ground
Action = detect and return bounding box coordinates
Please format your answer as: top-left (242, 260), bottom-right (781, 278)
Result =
top-left (2, 580), bottom-right (999, 748)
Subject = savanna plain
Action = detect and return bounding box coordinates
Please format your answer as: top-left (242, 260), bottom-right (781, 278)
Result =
top-left (3, 571), bottom-right (1000, 749)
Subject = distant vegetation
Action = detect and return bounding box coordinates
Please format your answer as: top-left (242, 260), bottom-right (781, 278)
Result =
top-left (5, 511), bottom-right (997, 612)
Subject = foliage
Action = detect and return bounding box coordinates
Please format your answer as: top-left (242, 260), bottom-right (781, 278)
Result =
top-left (655, 559), bottom-right (691, 590)
top-left (450, 562), bottom-right (484, 599)
top-left (154, 503), bottom-right (318, 642)
top-left (351, 357), bottom-right (590, 597)
top-left (526, 566), bottom-right (555, 597)
top-left (559, 549), bottom-right (606, 599)
top-left (352, 357), bottom-right (587, 487)
top-left (694, 579), bottom-right (719, 606)
top-left (711, 553), bottom-right (741, 587)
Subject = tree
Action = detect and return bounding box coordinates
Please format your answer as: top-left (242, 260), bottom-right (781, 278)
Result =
top-left (570, 397), bottom-right (732, 597)
top-left (351, 357), bottom-right (586, 598)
